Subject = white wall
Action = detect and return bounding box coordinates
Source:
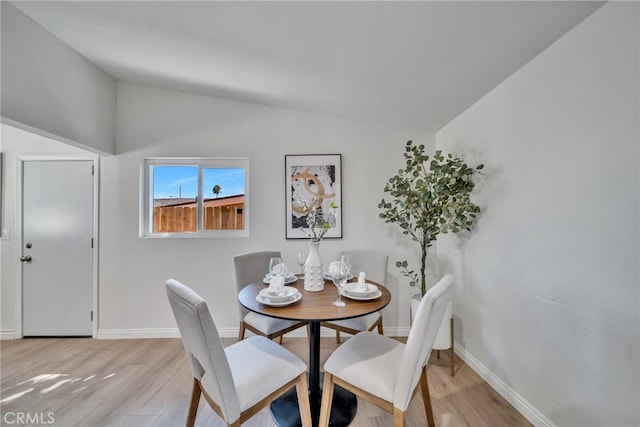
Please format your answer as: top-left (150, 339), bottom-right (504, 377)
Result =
top-left (96, 81), bottom-right (432, 337)
top-left (0, 2), bottom-right (116, 155)
top-left (436, 3), bottom-right (639, 426)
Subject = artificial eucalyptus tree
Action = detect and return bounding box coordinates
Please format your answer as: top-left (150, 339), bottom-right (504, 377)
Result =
top-left (378, 140), bottom-right (484, 296)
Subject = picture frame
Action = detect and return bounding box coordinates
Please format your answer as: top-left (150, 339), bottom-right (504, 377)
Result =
top-left (285, 154), bottom-right (342, 239)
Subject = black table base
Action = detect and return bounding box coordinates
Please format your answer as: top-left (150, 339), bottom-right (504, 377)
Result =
top-left (270, 374), bottom-right (357, 427)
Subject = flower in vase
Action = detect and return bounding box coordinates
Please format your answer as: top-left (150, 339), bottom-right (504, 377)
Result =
top-left (295, 195), bottom-right (338, 243)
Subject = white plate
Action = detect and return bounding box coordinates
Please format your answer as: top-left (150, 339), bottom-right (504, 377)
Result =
top-left (256, 291), bottom-right (302, 307)
top-left (263, 275), bottom-right (298, 284)
top-left (265, 272), bottom-right (297, 279)
top-left (342, 282), bottom-right (378, 296)
top-left (323, 272), bottom-right (355, 281)
top-left (259, 286), bottom-right (298, 302)
top-left (340, 289), bottom-right (382, 301)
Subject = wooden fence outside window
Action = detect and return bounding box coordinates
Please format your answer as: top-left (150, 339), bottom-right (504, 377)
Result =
top-left (153, 196), bottom-right (244, 232)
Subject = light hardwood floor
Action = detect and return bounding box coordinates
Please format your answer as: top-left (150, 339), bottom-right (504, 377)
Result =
top-left (0, 337), bottom-right (531, 427)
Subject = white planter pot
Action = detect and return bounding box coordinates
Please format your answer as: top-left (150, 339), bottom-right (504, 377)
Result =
top-left (410, 294), bottom-right (452, 350)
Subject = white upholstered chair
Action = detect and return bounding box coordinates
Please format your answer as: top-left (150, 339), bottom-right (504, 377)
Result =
top-left (166, 279), bottom-right (312, 427)
top-left (233, 251), bottom-right (307, 343)
top-left (321, 250), bottom-right (388, 343)
top-left (318, 274), bottom-right (455, 427)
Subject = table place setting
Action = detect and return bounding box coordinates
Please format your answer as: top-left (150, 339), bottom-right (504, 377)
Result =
top-left (257, 271), bottom-right (302, 307)
top-left (262, 272), bottom-right (298, 284)
top-left (256, 288), bottom-right (302, 306)
top-left (340, 272), bottom-right (382, 301)
top-left (263, 257), bottom-right (298, 284)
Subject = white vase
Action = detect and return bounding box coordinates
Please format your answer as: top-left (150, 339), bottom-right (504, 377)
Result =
top-left (304, 242), bottom-right (324, 291)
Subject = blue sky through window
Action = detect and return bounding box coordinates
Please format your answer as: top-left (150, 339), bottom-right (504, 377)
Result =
top-left (153, 165), bottom-right (245, 199)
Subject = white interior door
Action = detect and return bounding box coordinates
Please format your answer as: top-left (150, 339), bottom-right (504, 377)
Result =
top-left (22, 160), bottom-right (94, 336)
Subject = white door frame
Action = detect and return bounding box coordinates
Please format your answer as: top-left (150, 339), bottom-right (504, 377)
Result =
top-left (15, 154), bottom-right (99, 338)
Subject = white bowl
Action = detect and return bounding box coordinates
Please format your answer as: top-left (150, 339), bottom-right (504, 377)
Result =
top-left (259, 286), bottom-right (298, 303)
top-left (265, 272), bottom-right (296, 280)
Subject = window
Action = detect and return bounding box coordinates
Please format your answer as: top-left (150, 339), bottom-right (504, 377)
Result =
top-left (140, 158), bottom-right (249, 238)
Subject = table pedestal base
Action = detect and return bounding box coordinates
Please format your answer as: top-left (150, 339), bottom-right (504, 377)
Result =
top-left (270, 377), bottom-right (357, 427)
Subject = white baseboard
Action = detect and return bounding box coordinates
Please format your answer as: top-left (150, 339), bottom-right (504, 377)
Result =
top-left (385, 326), bottom-right (410, 337)
top-left (454, 342), bottom-right (555, 427)
top-left (1, 329), bottom-right (15, 340)
top-left (97, 328), bottom-right (182, 339)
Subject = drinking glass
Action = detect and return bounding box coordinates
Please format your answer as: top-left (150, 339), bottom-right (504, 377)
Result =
top-left (297, 250), bottom-right (308, 275)
top-left (340, 254), bottom-right (352, 278)
top-left (268, 257), bottom-right (283, 277)
top-left (331, 261), bottom-right (348, 307)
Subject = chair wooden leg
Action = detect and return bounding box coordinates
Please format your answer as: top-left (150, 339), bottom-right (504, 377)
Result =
top-left (393, 407), bottom-right (405, 427)
top-left (187, 378), bottom-right (202, 427)
top-left (278, 335), bottom-right (284, 344)
top-left (238, 322), bottom-right (246, 342)
top-left (377, 317), bottom-right (384, 335)
top-left (420, 367), bottom-right (435, 427)
top-left (335, 330), bottom-right (341, 344)
top-left (296, 373), bottom-right (312, 427)
top-left (450, 318), bottom-right (455, 377)
top-left (318, 373), bottom-right (335, 427)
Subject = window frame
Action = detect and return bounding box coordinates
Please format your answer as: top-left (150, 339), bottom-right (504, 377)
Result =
top-left (140, 157), bottom-right (250, 238)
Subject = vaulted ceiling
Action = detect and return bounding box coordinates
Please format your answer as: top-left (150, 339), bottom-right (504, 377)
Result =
top-left (11, 1), bottom-right (605, 133)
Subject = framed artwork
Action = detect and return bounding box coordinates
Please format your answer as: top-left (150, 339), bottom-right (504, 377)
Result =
top-left (285, 154), bottom-right (342, 239)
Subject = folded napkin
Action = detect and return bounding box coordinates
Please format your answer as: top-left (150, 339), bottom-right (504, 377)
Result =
top-left (268, 275), bottom-right (286, 296)
top-left (354, 271), bottom-right (368, 292)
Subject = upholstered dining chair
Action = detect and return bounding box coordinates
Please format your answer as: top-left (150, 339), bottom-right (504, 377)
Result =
top-left (318, 274), bottom-right (455, 427)
top-left (166, 279), bottom-right (312, 427)
top-left (321, 250), bottom-right (388, 343)
top-left (233, 251), bottom-right (307, 343)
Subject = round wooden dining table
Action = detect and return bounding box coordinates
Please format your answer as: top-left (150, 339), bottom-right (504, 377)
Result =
top-left (238, 276), bottom-right (391, 427)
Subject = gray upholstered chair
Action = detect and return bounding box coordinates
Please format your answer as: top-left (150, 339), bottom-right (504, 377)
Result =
top-left (321, 250), bottom-right (388, 343)
top-left (233, 251), bottom-right (307, 343)
top-left (318, 274), bottom-right (455, 427)
top-left (166, 279), bottom-right (312, 427)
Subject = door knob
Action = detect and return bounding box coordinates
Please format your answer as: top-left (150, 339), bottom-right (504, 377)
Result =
top-left (20, 255), bottom-right (32, 262)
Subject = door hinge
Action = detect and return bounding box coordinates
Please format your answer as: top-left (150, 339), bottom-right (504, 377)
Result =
top-left (91, 165), bottom-right (95, 176)
top-left (90, 311), bottom-right (94, 321)
top-left (91, 238), bottom-right (94, 248)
